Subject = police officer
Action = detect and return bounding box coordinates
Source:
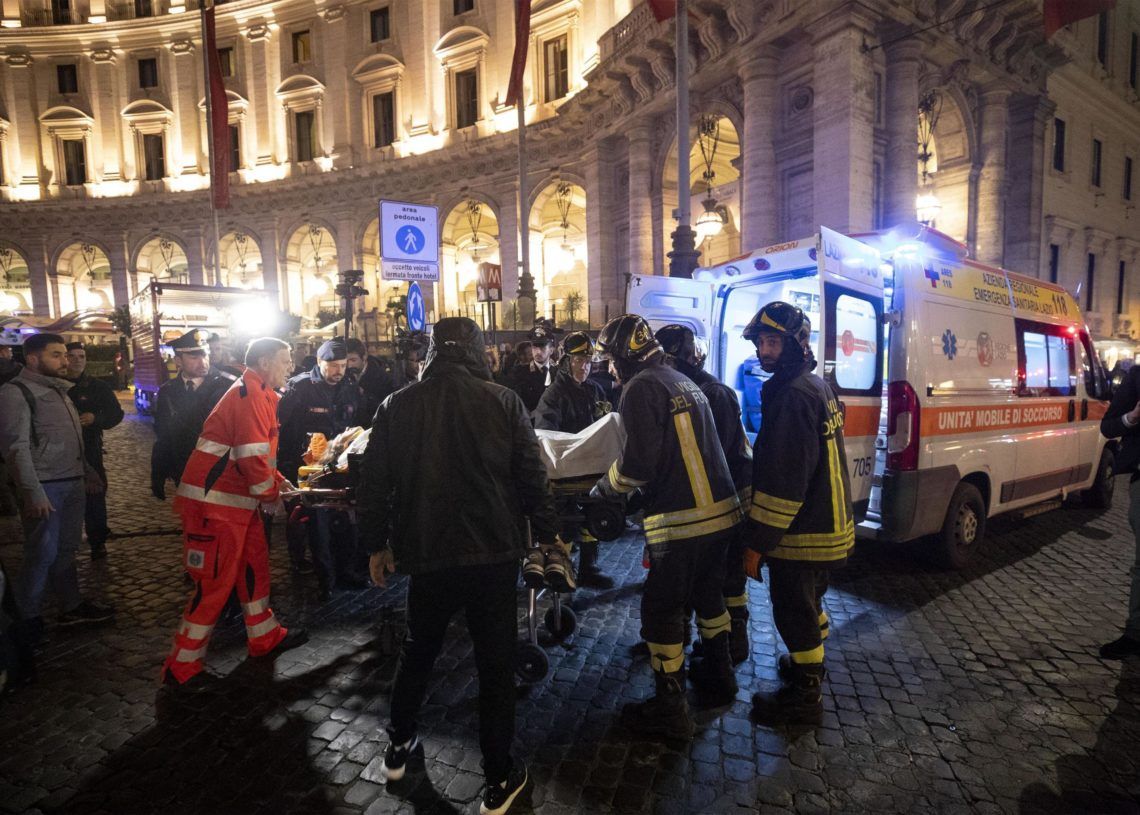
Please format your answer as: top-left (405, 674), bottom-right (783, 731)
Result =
top-left (741, 302), bottom-right (854, 726)
top-left (655, 325), bottom-right (753, 664)
top-left (591, 314), bottom-right (741, 739)
top-left (151, 330), bottom-right (231, 499)
top-left (509, 321), bottom-right (558, 412)
top-left (278, 338), bottom-right (366, 596)
top-left (64, 342), bottom-right (124, 560)
top-left (535, 332), bottom-right (613, 588)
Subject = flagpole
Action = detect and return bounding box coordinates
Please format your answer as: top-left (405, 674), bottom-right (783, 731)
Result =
top-left (199, 1), bottom-right (223, 287)
top-left (514, 0), bottom-right (536, 327)
top-left (667, 0), bottom-right (699, 279)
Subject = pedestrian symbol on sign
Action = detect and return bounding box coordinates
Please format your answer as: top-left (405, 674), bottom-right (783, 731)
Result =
top-left (396, 225), bottom-right (425, 256)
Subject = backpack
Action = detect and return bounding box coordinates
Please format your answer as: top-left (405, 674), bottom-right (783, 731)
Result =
top-left (6, 380), bottom-right (38, 448)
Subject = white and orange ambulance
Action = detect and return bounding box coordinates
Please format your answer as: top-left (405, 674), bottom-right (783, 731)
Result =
top-left (627, 223), bottom-right (1114, 569)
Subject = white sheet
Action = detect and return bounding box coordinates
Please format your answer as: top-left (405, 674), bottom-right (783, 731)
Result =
top-left (534, 412), bottom-right (626, 480)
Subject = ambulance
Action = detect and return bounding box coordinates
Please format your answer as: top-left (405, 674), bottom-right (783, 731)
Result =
top-left (627, 223), bottom-right (1114, 569)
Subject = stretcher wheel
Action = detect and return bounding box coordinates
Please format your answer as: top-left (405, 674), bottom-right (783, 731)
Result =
top-left (585, 501), bottom-right (625, 541)
top-left (515, 642), bottom-right (549, 684)
top-left (543, 605), bottom-right (577, 640)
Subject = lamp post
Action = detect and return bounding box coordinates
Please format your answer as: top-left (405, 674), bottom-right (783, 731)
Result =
top-left (668, 0), bottom-right (700, 279)
top-left (916, 90), bottom-right (942, 226)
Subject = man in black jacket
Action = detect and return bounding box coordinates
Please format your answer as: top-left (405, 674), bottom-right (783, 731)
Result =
top-left (535, 331), bottom-right (612, 588)
top-left (65, 343), bottom-right (124, 560)
top-left (345, 337), bottom-right (398, 422)
top-left (358, 317), bottom-right (555, 815)
top-left (509, 322), bottom-right (558, 412)
top-left (655, 325), bottom-right (753, 664)
top-left (1100, 368), bottom-right (1140, 659)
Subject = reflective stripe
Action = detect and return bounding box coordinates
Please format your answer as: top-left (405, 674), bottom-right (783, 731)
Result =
top-left (246, 616), bottom-right (280, 639)
top-left (737, 486), bottom-right (753, 506)
top-left (826, 434), bottom-right (845, 533)
top-left (646, 641), bottom-right (685, 673)
top-left (725, 593), bottom-right (749, 608)
top-left (179, 620), bottom-right (215, 640)
top-left (748, 506), bottom-right (795, 529)
top-left (242, 596), bottom-right (270, 616)
top-left (195, 438), bottom-right (231, 456)
top-left (768, 523), bottom-right (855, 562)
top-left (644, 506), bottom-right (742, 545)
top-left (790, 644), bottom-right (825, 665)
top-left (233, 442), bottom-right (270, 459)
top-left (249, 478), bottom-right (275, 497)
top-left (818, 611), bottom-right (829, 627)
top-left (673, 412), bottom-right (713, 507)
top-left (175, 645), bottom-right (207, 663)
top-left (697, 611), bottom-right (731, 639)
top-left (176, 482), bottom-right (258, 510)
top-left (751, 491), bottom-right (803, 515)
top-left (607, 461), bottom-right (647, 493)
top-left (643, 495), bottom-right (740, 531)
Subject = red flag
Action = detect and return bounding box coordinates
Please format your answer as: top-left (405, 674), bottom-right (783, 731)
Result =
top-left (505, 0), bottom-right (531, 108)
top-left (203, 4), bottom-right (230, 209)
top-left (1044, 0), bottom-right (1116, 39)
top-left (647, 0), bottom-right (676, 22)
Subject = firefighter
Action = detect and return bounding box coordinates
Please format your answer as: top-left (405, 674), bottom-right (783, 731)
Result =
top-left (161, 337), bottom-right (307, 691)
top-left (150, 330), bottom-right (231, 500)
top-left (591, 314), bottom-right (742, 739)
top-left (508, 321), bottom-right (559, 412)
top-left (534, 331), bottom-right (613, 588)
top-left (654, 325), bottom-right (753, 664)
top-left (741, 302), bottom-right (854, 726)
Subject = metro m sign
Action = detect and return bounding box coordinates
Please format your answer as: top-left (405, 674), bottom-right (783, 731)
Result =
top-left (477, 262), bottom-right (503, 302)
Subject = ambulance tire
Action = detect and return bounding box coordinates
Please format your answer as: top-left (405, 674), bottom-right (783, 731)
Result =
top-left (1082, 449), bottom-right (1115, 510)
top-left (934, 483), bottom-right (986, 570)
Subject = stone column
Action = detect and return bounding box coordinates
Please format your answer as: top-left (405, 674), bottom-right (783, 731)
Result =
top-left (255, 218), bottom-right (283, 308)
top-left (496, 184), bottom-right (520, 315)
top-left (1004, 93), bottom-right (1054, 276)
top-left (811, 10), bottom-right (877, 233)
top-left (975, 85), bottom-right (1011, 266)
top-left (585, 143), bottom-right (620, 323)
top-left (882, 38), bottom-right (922, 228)
top-left (244, 24), bottom-right (280, 166)
top-left (184, 227), bottom-right (205, 285)
top-left (740, 47), bottom-right (779, 248)
top-left (106, 234), bottom-right (130, 307)
top-left (89, 49), bottom-right (123, 182)
top-left (4, 55), bottom-right (39, 188)
top-left (320, 7), bottom-right (353, 169)
top-left (26, 242), bottom-right (52, 318)
top-left (627, 120), bottom-right (655, 277)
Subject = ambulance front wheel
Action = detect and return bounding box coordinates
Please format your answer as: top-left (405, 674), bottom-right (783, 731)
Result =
top-left (1082, 448), bottom-right (1115, 510)
top-left (934, 482), bottom-right (986, 570)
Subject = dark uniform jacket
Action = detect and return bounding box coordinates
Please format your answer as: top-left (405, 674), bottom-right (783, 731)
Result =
top-left (689, 368), bottom-right (752, 494)
top-left (746, 364), bottom-right (854, 564)
top-left (509, 362), bottom-right (554, 412)
top-left (534, 369), bottom-right (608, 433)
top-left (277, 367), bottom-right (364, 481)
top-left (599, 362), bottom-right (741, 547)
top-left (67, 373), bottom-right (124, 474)
top-left (151, 371), bottom-right (231, 487)
top-left (355, 355), bottom-right (399, 422)
top-left (1103, 365), bottom-right (1140, 475)
top-left (357, 342), bottom-right (559, 574)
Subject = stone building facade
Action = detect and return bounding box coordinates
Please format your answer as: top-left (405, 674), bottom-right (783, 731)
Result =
top-left (1, 0), bottom-right (1139, 344)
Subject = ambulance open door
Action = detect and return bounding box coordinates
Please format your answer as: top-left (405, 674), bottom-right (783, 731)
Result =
top-left (625, 274), bottom-right (717, 358)
top-left (817, 227), bottom-right (885, 520)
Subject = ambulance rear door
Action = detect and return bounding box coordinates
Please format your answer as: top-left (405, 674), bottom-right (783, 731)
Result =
top-left (626, 274), bottom-right (717, 356)
top-left (817, 227), bottom-right (886, 519)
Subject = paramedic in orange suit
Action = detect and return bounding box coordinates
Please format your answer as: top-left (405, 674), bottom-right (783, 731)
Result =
top-left (160, 337), bottom-right (308, 690)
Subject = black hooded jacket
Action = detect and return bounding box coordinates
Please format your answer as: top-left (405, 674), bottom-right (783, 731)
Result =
top-left (534, 368), bottom-right (608, 433)
top-left (357, 319), bottom-right (559, 574)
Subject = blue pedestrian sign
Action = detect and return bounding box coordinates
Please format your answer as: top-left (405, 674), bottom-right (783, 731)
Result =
top-left (395, 225), bottom-right (425, 256)
top-left (380, 200), bottom-right (439, 281)
top-left (406, 281), bottom-right (426, 332)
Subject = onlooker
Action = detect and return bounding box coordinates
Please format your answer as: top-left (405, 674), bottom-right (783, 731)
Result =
top-left (0, 344), bottom-right (19, 385)
top-left (150, 330), bottom-right (231, 500)
top-left (508, 324), bottom-right (558, 412)
top-left (345, 337), bottom-right (398, 422)
top-left (207, 333), bottom-right (244, 380)
top-left (358, 317), bottom-right (557, 815)
top-left (1099, 364), bottom-right (1140, 658)
top-left (0, 333), bottom-right (114, 640)
top-left (64, 342), bottom-right (124, 560)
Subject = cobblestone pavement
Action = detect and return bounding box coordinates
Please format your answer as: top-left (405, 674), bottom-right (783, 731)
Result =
top-left (2, 398), bottom-right (1139, 814)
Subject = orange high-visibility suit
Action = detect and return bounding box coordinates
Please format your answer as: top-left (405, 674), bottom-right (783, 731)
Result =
top-left (162, 367), bottom-right (289, 683)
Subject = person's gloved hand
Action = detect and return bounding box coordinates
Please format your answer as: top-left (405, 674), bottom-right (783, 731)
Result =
top-left (151, 475), bottom-right (166, 501)
top-left (743, 548), bottom-right (764, 582)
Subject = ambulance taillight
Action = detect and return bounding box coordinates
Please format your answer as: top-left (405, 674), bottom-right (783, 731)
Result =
top-left (886, 380), bottom-right (921, 471)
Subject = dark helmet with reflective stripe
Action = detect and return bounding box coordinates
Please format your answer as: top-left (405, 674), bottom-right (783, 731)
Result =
top-left (595, 314), bottom-right (662, 364)
top-left (654, 324), bottom-right (707, 368)
top-left (742, 301), bottom-right (811, 349)
top-left (562, 331), bottom-right (594, 357)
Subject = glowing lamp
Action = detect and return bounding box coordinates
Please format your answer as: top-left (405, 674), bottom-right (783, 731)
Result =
top-left (916, 191), bottom-right (942, 225)
top-left (694, 199), bottom-right (725, 244)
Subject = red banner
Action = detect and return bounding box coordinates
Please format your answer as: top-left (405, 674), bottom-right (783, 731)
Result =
top-left (647, 0), bottom-right (676, 22)
top-left (203, 5), bottom-right (230, 209)
top-left (1044, 0), bottom-right (1116, 39)
top-left (504, 0), bottom-right (531, 108)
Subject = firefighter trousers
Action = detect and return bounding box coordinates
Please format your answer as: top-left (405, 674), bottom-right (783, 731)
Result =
top-left (163, 511), bottom-right (287, 683)
top-left (767, 558), bottom-right (831, 666)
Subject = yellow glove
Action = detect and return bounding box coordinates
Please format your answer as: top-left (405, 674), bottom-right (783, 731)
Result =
top-left (743, 548), bottom-right (764, 582)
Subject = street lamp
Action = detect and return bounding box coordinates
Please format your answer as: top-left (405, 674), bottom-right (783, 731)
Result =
top-left (694, 115), bottom-right (727, 244)
top-left (554, 181), bottom-right (576, 275)
top-left (916, 90), bottom-right (942, 226)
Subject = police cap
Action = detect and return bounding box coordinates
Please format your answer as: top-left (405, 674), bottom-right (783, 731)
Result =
top-left (65, 341), bottom-right (85, 352)
top-left (317, 338), bottom-right (348, 361)
top-left (169, 329), bottom-right (209, 353)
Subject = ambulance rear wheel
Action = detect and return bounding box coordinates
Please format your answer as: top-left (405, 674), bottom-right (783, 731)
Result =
top-left (935, 483), bottom-right (986, 570)
top-left (515, 643), bottom-right (549, 684)
top-left (1083, 449), bottom-right (1115, 510)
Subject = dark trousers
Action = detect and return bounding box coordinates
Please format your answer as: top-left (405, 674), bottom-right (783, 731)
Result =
top-left (767, 559), bottom-right (830, 664)
top-left (308, 509), bottom-right (366, 589)
top-left (84, 462), bottom-right (109, 550)
top-left (389, 561), bottom-right (519, 784)
top-left (722, 524), bottom-right (747, 608)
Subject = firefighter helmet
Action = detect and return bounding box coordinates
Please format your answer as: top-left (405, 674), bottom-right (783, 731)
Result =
top-left (742, 301), bottom-right (811, 349)
top-left (562, 331), bottom-right (595, 357)
top-left (595, 314), bottom-right (662, 363)
top-left (654, 324), bottom-right (708, 368)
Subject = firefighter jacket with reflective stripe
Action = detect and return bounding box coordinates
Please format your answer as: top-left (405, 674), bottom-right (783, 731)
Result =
top-left (600, 362), bottom-right (741, 545)
top-left (174, 367), bottom-right (285, 520)
top-left (689, 367), bottom-right (753, 494)
top-left (747, 365), bottom-right (854, 564)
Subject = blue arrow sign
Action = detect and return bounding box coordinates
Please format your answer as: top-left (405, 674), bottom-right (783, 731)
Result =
top-left (406, 281), bottom-right (425, 332)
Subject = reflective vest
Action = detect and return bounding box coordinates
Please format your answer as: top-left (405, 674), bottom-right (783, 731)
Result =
top-left (175, 367), bottom-right (284, 520)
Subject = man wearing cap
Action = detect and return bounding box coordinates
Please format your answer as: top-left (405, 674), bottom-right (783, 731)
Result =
top-left (278, 338), bottom-right (367, 596)
top-left (345, 337), bottom-right (398, 422)
top-left (207, 333), bottom-right (244, 381)
top-left (508, 321), bottom-right (558, 413)
top-left (64, 342), bottom-right (124, 560)
top-left (150, 330), bottom-right (231, 500)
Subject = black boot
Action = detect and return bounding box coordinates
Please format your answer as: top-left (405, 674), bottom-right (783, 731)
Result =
top-left (728, 608), bottom-right (749, 665)
top-left (577, 542), bottom-right (614, 589)
top-left (689, 632), bottom-right (738, 707)
top-left (776, 653), bottom-right (828, 682)
top-left (621, 669), bottom-right (694, 739)
top-left (751, 663), bottom-right (824, 726)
